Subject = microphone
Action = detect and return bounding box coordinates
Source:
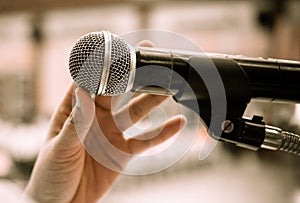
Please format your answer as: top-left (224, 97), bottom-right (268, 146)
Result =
top-left (68, 31), bottom-right (300, 155)
top-left (69, 31), bottom-right (300, 101)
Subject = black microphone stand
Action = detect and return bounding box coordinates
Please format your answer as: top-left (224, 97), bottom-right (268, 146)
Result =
top-left (176, 56), bottom-right (300, 156)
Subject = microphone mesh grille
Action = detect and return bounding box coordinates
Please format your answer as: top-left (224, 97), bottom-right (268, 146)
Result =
top-left (69, 32), bottom-right (105, 95)
top-left (69, 31), bottom-right (132, 96)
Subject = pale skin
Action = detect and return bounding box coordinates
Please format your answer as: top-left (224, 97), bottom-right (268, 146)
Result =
top-left (24, 42), bottom-right (186, 203)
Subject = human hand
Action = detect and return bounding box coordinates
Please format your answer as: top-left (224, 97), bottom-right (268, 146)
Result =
top-left (25, 53), bottom-right (186, 203)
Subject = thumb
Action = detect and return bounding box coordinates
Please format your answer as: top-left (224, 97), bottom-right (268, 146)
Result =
top-left (55, 87), bottom-right (95, 149)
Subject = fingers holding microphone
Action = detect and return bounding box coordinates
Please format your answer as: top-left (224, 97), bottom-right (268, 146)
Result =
top-left (72, 39), bottom-right (188, 173)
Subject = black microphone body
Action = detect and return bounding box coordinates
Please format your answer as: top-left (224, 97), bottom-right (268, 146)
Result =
top-left (133, 46), bottom-right (300, 103)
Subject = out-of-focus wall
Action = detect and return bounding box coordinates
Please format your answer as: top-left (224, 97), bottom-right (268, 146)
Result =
top-left (0, 14), bottom-right (35, 122)
top-left (148, 1), bottom-right (269, 56)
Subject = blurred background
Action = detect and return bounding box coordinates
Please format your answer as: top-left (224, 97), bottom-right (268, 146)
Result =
top-left (0, 0), bottom-right (299, 202)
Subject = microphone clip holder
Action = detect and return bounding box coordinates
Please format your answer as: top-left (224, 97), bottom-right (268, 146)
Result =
top-left (217, 115), bottom-right (266, 151)
top-left (216, 114), bottom-right (300, 155)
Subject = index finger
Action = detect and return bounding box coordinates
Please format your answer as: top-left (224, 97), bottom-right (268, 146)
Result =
top-left (113, 93), bottom-right (170, 131)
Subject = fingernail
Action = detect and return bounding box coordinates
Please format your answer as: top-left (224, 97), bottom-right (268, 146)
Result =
top-left (180, 116), bottom-right (188, 129)
top-left (136, 40), bottom-right (155, 47)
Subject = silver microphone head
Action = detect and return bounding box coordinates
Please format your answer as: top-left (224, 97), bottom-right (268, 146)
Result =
top-left (69, 31), bottom-right (136, 96)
